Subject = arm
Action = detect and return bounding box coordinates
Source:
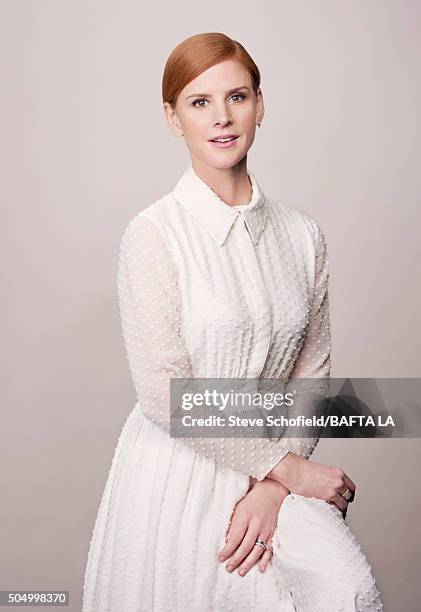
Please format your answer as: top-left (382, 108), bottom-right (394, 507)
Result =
top-left (264, 218), bottom-right (332, 483)
top-left (218, 477), bottom-right (291, 576)
top-left (117, 213), bottom-right (287, 481)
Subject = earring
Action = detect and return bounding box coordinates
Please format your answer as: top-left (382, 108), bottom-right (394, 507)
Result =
top-left (257, 121), bottom-right (262, 128)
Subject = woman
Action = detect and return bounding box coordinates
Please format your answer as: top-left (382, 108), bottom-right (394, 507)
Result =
top-left (82, 33), bottom-right (383, 611)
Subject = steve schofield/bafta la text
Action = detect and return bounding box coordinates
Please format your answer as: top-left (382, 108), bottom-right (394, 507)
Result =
top-left (180, 414), bottom-right (395, 428)
top-left (179, 389), bottom-right (395, 429)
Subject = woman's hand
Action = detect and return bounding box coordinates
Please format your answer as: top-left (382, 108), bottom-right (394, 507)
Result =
top-left (218, 479), bottom-right (290, 577)
top-left (266, 452), bottom-right (355, 515)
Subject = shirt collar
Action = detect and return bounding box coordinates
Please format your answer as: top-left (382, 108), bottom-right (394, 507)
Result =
top-left (173, 163), bottom-right (269, 247)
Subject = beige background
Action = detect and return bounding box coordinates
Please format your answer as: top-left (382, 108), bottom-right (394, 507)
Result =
top-left (2, 1), bottom-right (420, 610)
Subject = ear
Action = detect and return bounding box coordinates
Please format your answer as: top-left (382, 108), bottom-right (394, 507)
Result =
top-left (255, 88), bottom-right (265, 125)
top-left (163, 102), bottom-right (183, 137)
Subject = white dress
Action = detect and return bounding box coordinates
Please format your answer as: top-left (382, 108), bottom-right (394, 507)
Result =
top-left (82, 164), bottom-right (383, 611)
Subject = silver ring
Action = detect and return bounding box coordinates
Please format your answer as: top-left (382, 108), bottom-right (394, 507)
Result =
top-left (254, 539), bottom-right (268, 551)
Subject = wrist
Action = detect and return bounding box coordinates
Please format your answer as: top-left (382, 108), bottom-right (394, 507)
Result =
top-left (269, 452), bottom-right (299, 489)
top-left (255, 477), bottom-right (289, 502)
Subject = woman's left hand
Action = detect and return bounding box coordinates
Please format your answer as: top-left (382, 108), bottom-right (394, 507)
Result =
top-left (218, 478), bottom-right (290, 576)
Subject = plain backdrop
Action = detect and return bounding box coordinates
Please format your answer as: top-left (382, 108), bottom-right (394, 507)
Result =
top-left (2, 1), bottom-right (421, 610)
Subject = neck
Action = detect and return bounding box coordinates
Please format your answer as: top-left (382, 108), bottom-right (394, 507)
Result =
top-left (191, 158), bottom-right (252, 207)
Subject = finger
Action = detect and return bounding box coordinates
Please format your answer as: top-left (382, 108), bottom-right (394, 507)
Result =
top-left (225, 524), bottom-right (265, 572)
top-left (258, 545), bottom-right (273, 572)
top-left (219, 521), bottom-right (247, 562)
top-left (225, 519), bottom-right (233, 541)
top-left (236, 543), bottom-right (265, 576)
top-left (330, 495), bottom-right (348, 515)
top-left (343, 473), bottom-right (356, 490)
top-left (258, 536), bottom-right (274, 573)
top-left (342, 474), bottom-right (356, 501)
top-left (224, 506), bottom-right (236, 539)
top-left (237, 533), bottom-right (273, 576)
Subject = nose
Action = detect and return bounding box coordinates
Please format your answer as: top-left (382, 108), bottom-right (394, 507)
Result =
top-left (212, 102), bottom-right (233, 127)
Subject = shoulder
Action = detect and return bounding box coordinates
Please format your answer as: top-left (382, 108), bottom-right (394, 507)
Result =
top-left (118, 193), bottom-right (181, 265)
top-left (269, 198), bottom-right (327, 254)
top-left (119, 192), bottom-right (178, 245)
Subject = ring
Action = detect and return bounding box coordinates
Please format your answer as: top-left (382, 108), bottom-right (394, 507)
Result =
top-left (340, 488), bottom-right (353, 502)
top-left (254, 539), bottom-right (268, 552)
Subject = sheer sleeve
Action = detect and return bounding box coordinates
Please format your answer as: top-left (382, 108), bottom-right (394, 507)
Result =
top-left (117, 213), bottom-right (287, 481)
top-left (260, 218), bottom-right (332, 478)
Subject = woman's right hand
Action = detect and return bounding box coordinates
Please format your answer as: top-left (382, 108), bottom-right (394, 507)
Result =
top-left (266, 452), bottom-right (356, 515)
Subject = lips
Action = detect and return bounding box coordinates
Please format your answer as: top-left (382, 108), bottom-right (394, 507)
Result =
top-left (208, 136), bottom-right (239, 150)
top-left (208, 134), bottom-right (239, 142)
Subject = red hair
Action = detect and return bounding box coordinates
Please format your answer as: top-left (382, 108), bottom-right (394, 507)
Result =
top-left (162, 32), bottom-right (261, 107)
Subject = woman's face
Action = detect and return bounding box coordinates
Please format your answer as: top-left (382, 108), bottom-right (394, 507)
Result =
top-left (164, 59), bottom-right (264, 171)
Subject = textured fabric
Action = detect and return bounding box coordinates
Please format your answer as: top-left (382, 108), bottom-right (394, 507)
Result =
top-left (116, 164), bottom-right (331, 481)
top-left (82, 164), bottom-right (383, 611)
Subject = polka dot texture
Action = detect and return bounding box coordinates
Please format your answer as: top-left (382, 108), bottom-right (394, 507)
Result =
top-left (116, 165), bottom-right (332, 481)
top-left (82, 164), bottom-right (383, 611)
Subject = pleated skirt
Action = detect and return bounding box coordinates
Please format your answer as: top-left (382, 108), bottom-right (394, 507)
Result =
top-left (82, 402), bottom-right (383, 612)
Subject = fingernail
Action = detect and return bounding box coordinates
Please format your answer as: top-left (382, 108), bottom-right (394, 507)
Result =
top-left (226, 564), bottom-right (234, 572)
top-left (219, 555), bottom-right (226, 562)
top-left (238, 568), bottom-right (245, 576)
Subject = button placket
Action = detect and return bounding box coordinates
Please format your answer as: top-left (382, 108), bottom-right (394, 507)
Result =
top-left (234, 214), bottom-right (272, 378)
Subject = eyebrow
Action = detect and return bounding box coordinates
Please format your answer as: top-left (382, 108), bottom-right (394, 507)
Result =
top-left (185, 86), bottom-right (250, 100)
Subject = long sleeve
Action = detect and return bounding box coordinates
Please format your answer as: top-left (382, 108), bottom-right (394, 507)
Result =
top-left (260, 218), bottom-right (332, 477)
top-left (117, 213), bottom-right (291, 481)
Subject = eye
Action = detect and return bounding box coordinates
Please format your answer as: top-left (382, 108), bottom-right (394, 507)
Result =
top-left (192, 98), bottom-right (208, 108)
top-left (230, 93), bottom-right (246, 102)
top-left (191, 93), bottom-right (246, 108)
